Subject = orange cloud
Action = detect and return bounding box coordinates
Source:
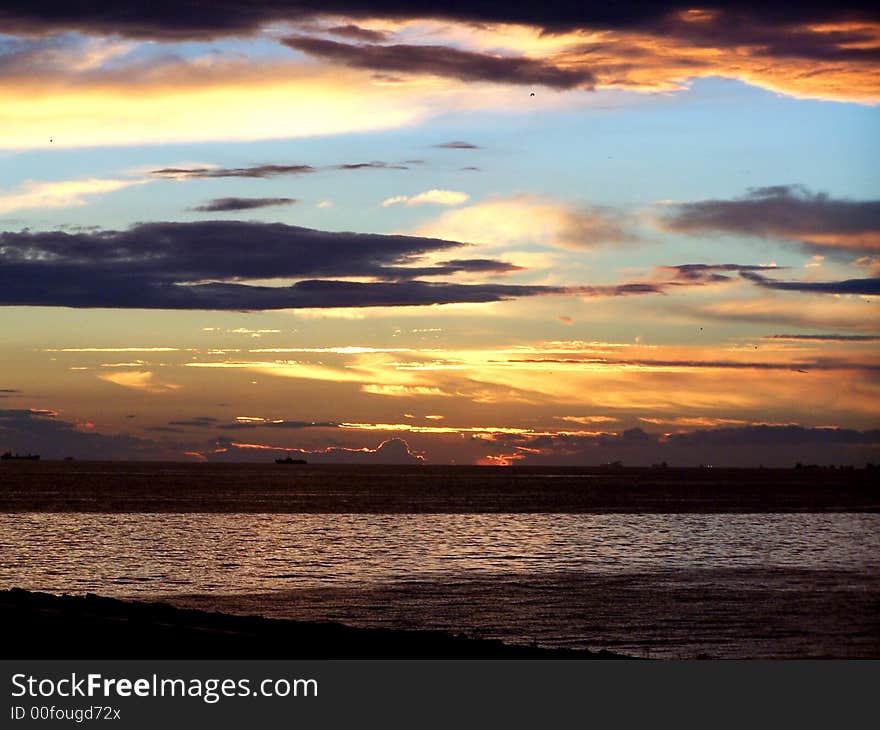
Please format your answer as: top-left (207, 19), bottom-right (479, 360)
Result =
top-left (0, 59), bottom-right (437, 149)
top-left (1, 17), bottom-right (875, 157)
top-left (169, 336), bottom-right (879, 433)
top-left (415, 195), bottom-right (637, 252)
top-left (97, 370), bottom-right (180, 393)
top-left (693, 295), bottom-right (878, 331)
top-left (410, 19), bottom-right (880, 103)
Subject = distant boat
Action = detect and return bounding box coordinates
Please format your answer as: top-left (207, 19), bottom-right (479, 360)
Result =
top-left (1, 451), bottom-right (40, 461)
top-left (275, 456), bottom-right (307, 465)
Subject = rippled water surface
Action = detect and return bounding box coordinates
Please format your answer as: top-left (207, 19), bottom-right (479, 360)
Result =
top-left (2, 513), bottom-right (878, 658)
top-left (2, 513), bottom-right (879, 592)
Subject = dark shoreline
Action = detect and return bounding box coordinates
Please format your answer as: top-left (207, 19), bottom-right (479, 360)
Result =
top-left (0, 588), bottom-right (627, 659)
top-left (1, 461), bottom-right (877, 513)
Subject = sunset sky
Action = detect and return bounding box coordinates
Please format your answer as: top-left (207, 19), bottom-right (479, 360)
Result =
top-left (1, 2), bottom-right (879, 466)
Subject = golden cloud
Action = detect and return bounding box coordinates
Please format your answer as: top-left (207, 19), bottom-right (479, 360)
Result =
top-left (415, 195), bottom-right (636, 252)
top-left (97, 370), bottom-right (180, 393)
top-left (396, 19), bottom-right (880, 103)
top-left (0, 177), bottom-right (148, 214)
top-left (0, 60), bottom-right (432, 149)
top-left (382, 189), bottom-right (470, 207)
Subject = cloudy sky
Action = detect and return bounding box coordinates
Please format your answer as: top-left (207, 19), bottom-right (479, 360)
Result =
top-left (1, 2), bottom-right (879, 465)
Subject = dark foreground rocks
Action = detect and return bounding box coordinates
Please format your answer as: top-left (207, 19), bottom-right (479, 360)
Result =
top-left (1, 589), bottom-right (627, 659)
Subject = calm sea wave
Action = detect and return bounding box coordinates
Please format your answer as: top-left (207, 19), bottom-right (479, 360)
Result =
top-left (1, 512), bottom-right (878, 658)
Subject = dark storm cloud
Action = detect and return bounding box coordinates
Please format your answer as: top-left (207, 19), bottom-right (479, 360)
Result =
top-left (610, 283), bottom-right (666, 295)
top-left (0, 221), bottom-right (464, 281)
top-left (192, 197), bottom-right (297, 212)
top-left (0, 274), bottom-right (565, 310)
top-left (282, 36), bottom-right (596, 89)
top-left (144, 426), bottom-right (185, 433)
top-left (548, 263), bottom-right (785, 298)
top-left (168, 417), bottom-right (220, 427)
top-left (0, 221), bottom-right (610, 310)
top-left (669, 425), bottom-right (880, 447)
top-left (739, 271), bottom-right (880, 295)
top-left (505, 356), bottom-right (879, 373)
top-left (376, 259), bottom-right (524, 280)
top-left (511, 425), bottom-right (880, 467)
top-left (0, 407), bottom-right (410, 463)
top-left (662, 186), bottom-right (880, 253)
top-left (152, 162), bottom-right (409, 179)
top-left (332, 161), bottom-right (408, 170)
top-left (764, 334), bottom-right (880, 342)
top-left (0, 408), bottom-right (173, 460)
top-left (325, 24), bottom-right (388, 42)
top-left (151, 164), bottom-right (316, 179)
top-left (659, 263), bottom-right (783, 284)
top-left (169, 280), bottom-right (559, 309)
top-left (434, 142), bottom-right (481, 150)
top-left (649, 11), bottom-right (880, 63)
top-left (1, 2), bottom-right (876, 43)
top-left (272, 280), bottom-right (663, 307)
top-left (216, 420), bottom-right (338, 430)
top-left (0, 409), bottom-right (57, 419)
top-left (649, 262), bottom-right (877, 298)
top-left (10, 223), bottom-right (835, 311)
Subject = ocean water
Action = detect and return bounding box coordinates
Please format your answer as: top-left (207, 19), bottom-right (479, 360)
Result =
top-left (2, 512), bottom-right (878, 658)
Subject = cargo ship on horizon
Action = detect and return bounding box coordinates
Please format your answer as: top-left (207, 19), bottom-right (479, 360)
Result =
top-left (1, 451), bottom-right (40, 461)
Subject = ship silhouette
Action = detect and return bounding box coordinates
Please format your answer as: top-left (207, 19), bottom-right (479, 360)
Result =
top-left (275, 455), bottom-right (307, 465)
top-left (1, 451), bottom-right (40, 461)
